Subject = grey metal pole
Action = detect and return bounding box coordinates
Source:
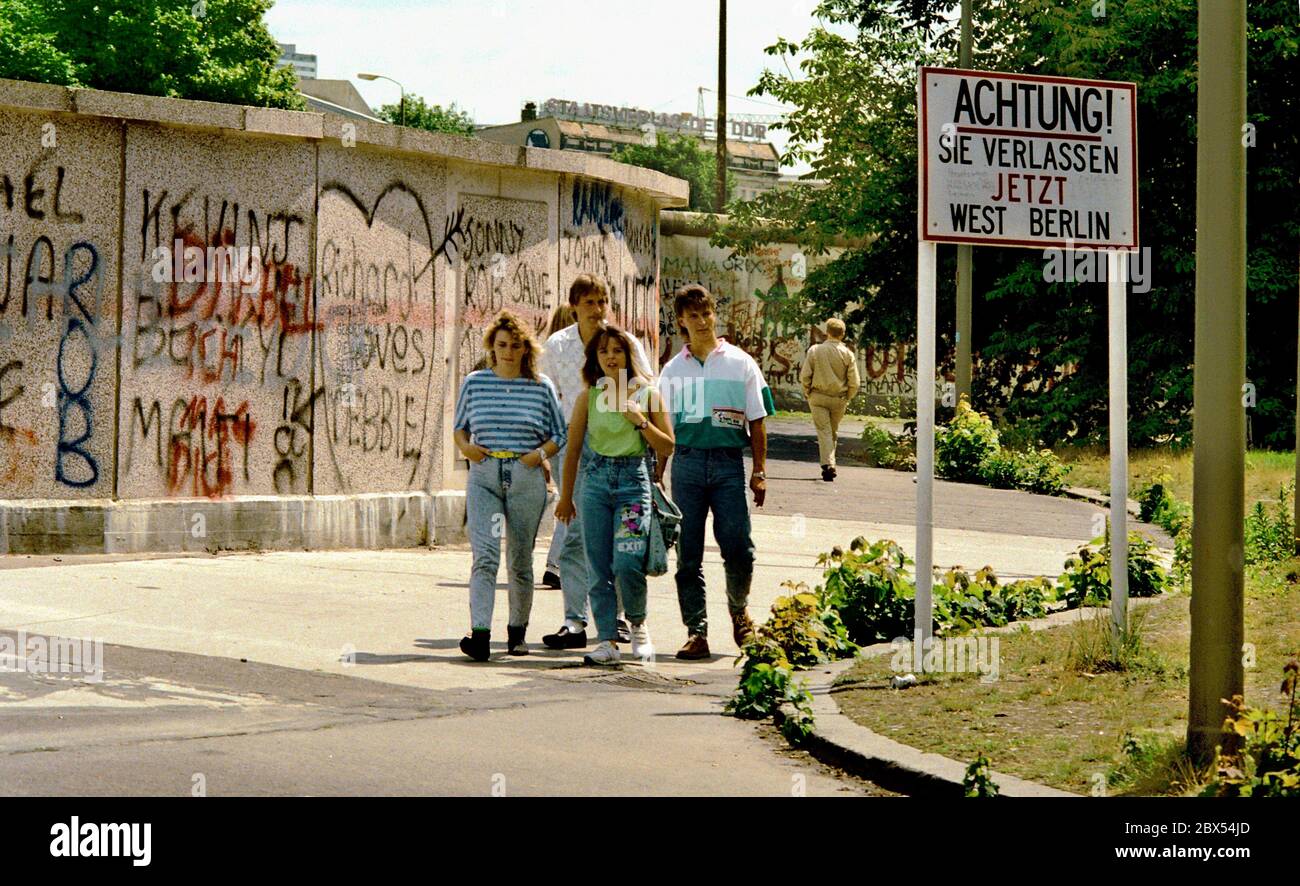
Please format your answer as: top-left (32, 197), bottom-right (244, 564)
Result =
top-left (955, 0), bottom-right (973, 405)
top-left (1187, 0), bottom-right (1247, 765)
top-left (716, 0), bottom-right (727, 213)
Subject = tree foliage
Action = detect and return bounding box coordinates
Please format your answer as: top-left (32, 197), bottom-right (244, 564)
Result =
top-left (612, 132), bottom-right (735, 212)
top-left (717, 0), bottom-right (1299, 447)
top-left (0, 0), bottom-right (304, 110)
top-left (376, 94), bottom-right (476, 136)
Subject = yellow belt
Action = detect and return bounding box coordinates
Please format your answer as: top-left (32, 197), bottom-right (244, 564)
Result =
top-left (486, 450), bottom-right (523, 459)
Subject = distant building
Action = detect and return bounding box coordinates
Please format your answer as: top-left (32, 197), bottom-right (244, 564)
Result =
top-left (277, 43), bottom-right (318, 80)
top-left (477, 100), bottom-right (784, 203)
top-left (296, 78), bottom-right (379, 122)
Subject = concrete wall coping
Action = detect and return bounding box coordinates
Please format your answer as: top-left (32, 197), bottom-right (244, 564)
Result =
top-left (661, 209), bottom-right (871, 249)
top-left (0, 78), bottom-right (690, 207)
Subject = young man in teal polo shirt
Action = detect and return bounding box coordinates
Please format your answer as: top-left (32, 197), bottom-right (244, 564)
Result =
top-left (658, 285), bottom-right (775, 660)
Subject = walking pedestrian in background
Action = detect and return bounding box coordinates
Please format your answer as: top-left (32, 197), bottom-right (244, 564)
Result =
top-left (541, 303), bottom-right (579, 588)
top-left (800, 318), bottom-right (860, 482)
top-left (453, 311), bottom-right (568, 662)
top-left (538, 275), bottom-right (651, 650)
top-left (555, 325), bottom-right (674, 666)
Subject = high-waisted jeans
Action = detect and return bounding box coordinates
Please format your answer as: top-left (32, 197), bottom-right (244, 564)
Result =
top-left (580, 453), bottom-right (652, 642)
top-left (466, 456), bottom-right (547, 630)
top-left (670, 445), bottom-right (754, 637)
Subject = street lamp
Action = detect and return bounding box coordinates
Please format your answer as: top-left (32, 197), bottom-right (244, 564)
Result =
top-left (357, 72), bottom-right (405, 127)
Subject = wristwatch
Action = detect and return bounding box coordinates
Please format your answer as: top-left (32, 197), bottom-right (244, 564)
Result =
top-left (752, 471), bottom-right (766, 480)
top-left (636, 419), bottom-right (650, 430)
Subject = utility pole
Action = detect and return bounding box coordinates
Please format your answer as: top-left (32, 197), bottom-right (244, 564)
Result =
top-left (716, 0), bottom-right (728, 213)
top-left (955, 0), bottom-right (973, 405)
top-left (1187, 0), bottom-right (1247, 765)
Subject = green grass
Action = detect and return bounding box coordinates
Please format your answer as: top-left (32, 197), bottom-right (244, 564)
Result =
top-left (1056, 445), bottom-right (1295, 512)
top-left (832, 559), bottom-right (1300, 795)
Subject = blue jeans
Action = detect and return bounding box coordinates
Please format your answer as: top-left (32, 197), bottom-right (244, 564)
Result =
top-left (466, 457), bottom-right (547, 630)
top-left (545, 444), bottom-right (569, 569)
top-left (581, 453), bottom-right (652, 642)
top-left (670, 446), bottom-right (754, 637)
top-left (558, 446), bottom-right (593, 624)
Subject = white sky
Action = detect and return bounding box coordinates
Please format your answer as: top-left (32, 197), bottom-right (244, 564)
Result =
top-left (265, 0), bottom-right (823, 172)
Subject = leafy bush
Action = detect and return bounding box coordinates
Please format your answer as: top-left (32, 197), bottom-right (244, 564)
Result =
top-left (1244, 484), bottom-right (1294, 565)
top-left (980, 447), bottom-right (1070, 496)
top-left (726, 634), bottom-right (816, 743)
top-left (934, 567), bottom-right (1057, 633)
top-left (820, 537), bottom-right (917, 645)
top-left (859, 423), bottom-right (915, 470)
top-left (1136, 472), bottom-right (1191, 535)
top-left (1058, 530), bottom-right (1170, 609)
top-left (757, 582), bottom-right (856, 666)
top-left (1205, 656), bottom-right (1300, 797)
top-left (935, 396), bottom-right (1000, 483)
top-left (963, 753), bottom-right (1000, 797)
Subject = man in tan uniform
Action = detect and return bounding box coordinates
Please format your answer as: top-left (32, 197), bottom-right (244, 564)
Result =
top-left (800, 318), bottom-right (860, 482)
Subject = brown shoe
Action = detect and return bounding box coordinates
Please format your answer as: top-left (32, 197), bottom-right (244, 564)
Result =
top-left (731, 610), bottom-right (756, 647)
top-left (675, 634), bottom-right (711, 660)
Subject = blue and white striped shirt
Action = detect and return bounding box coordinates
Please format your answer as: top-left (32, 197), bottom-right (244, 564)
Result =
top-left (454, 369), bottom-right (568, 453)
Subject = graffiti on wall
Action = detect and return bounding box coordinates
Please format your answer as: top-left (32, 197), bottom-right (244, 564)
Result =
top-left (121, 183), bottom-right (315, 498)
top-left (315, 177), bottom-right (442, 493)
top-left (1, 148), bottom-right (112, 496)
top-left (559, 178), bottom-right (658, 360)
top-left (455, 194), bottom-right (550, 385)
top-left (659, 236), bottom-right (919, 401)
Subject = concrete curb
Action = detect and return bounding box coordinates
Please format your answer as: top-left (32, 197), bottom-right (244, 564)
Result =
top-left (779, 657), bottom-right (1077, 797)
top-left (1061, 485), bottom-right (1141, 519)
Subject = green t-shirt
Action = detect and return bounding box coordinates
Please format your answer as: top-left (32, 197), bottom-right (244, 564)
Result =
top-left (586, 384), bottom-right (653, 457)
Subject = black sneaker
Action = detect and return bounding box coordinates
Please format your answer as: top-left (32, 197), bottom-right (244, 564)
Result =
top-left (542, 570), bottom-right (562, 589)
top-left (616, 618), bottom-right (632, 645)
top-left (821, 465), bottom-right (834, 482)
top-left (542, 625), bottom-right (588, 649)
top-left (459, 629), bottom-right (491, 662)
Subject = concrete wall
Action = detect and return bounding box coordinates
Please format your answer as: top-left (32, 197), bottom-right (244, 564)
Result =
top-left (0, 80), bottom-right (685, 550)
top-left (659, 222), bottom-right (919, 409)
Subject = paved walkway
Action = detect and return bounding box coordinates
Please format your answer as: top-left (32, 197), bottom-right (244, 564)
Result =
top-left (0, 438), bottom-right (1113, 795)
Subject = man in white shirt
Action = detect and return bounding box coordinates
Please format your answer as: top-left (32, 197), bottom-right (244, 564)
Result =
top-left (538, 274), bottom-right (651, 649)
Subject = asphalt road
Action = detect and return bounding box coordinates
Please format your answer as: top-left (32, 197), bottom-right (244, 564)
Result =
top-left (0, 429), bottom-right (1120, 797)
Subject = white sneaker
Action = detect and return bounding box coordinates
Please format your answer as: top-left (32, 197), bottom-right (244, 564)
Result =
top-left (630, 623), bottom-right (654, 661)
top-left (583, 640), bottom-right (621, 666)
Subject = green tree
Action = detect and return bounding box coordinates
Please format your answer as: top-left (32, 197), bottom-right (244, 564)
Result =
top-left (0, 0), bottom-right (79, 85)
top-left (718, 0), bottom-right (1298, 447)
top-left (376, 94), bottom-right (476, 136)
top-left (0, 0), bottom-right (303, 109)
top-left (612, 132), bottom-right (735, 213)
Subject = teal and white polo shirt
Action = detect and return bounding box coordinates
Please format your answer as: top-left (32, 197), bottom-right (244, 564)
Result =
top-left (659, 339), bottom-right (776, 449)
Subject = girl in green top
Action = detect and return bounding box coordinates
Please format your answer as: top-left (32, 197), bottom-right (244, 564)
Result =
top-left (556, 325), bottom-right (674, 665)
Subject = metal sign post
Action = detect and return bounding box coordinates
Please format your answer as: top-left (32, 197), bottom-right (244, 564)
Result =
top-left (917, 67), bottom-right (1139, 670)
top-left (1108, 248), bottom-right (1130, 645)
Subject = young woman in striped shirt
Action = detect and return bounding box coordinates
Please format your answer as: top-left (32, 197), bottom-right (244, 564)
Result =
top-left (453, 311), bottom-right (568, 661)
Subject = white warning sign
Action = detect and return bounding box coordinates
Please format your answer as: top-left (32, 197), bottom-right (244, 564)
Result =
top-left (920, 66), bottom-right (1138, 250)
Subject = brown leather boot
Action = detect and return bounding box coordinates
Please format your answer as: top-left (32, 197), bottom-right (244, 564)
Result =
top-left (675, 634), bottom-right (711, 660)
top-left (731, 610), bottom-right (756, 647)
